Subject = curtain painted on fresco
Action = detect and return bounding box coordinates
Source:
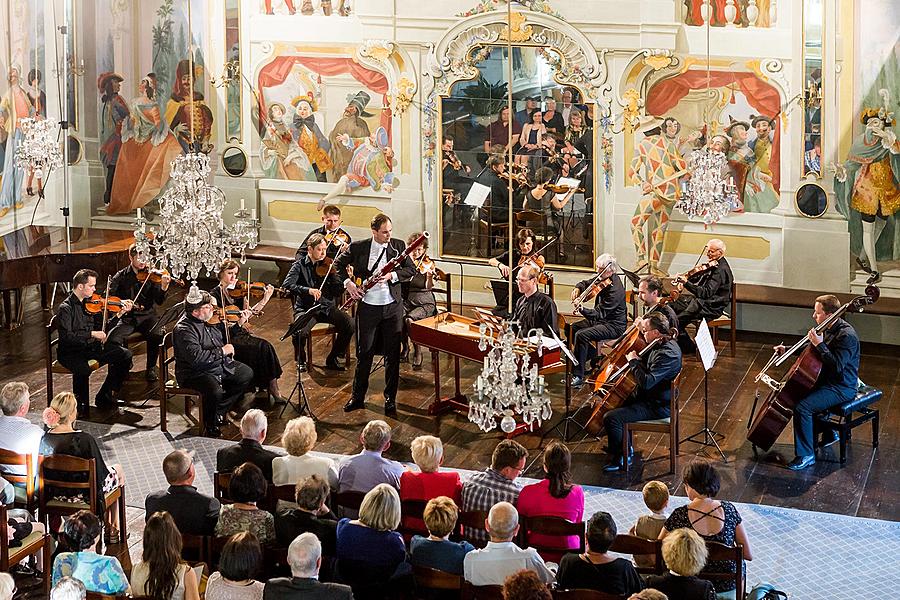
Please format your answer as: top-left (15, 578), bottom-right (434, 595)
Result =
top-left (646, 70), bottom-right (782, 190)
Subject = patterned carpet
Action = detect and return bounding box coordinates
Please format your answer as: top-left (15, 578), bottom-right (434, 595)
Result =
top-left (69, 419), bottom-right (897, 599)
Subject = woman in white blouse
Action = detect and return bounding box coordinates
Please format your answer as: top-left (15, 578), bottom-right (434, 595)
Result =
top-left (272, 416), bottom-right (338, 487)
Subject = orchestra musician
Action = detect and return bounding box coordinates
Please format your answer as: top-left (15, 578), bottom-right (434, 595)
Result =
top-left (282, 233), bottom-right (353, 372)
top-left (670, 239), bottom-right (734, 353)
top-left (528, 132), bottom-right (563, 176)
top-left (56, 269), bottom-right (134, 417)
top-left (173, 287), bottom-right (253, 438)
top-left (106, 244), bottom-right (170, 381)
top-left (636, 275), bottom-right (678, 332)
top-left (336, 213), bottom-right (417, 415)
top-left (776, 295), bottom-right (861, 471)
top-left (522, 167), bottom-right (573, 259)
top-left (401, 232), bottom-right (438, 370)
top-left (513, 264), bottom-right (558, 338)
top-left (488, 228), bottom-right (542, 315)
top-left (569, 254), bottom-right (627, 388)
top-left (210, 260), bottom-right (286, 403)
top-left (602, 313), bottom-right (682, 472)
top-left (441, 136), bottom-right (472, 199)
top-left (477, 155), bottom-right (512, 226)
top-left (300, 204), bottom-right (351, 259)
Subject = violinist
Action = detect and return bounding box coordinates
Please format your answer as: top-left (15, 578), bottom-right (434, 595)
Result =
top-left (528, 132), bottom-right (562, 176)
top-left (569, 254), bottom-right (627, 388)
top-left (602, 313), bottom-right (682, 472)
top-left (441, 136), bottom-right (472, 199)
top-left (282, 233), bottom-right (353, 372)
top-left (55, 269), bottom-right (134, 418)
top-left (401, 232), bottom-right (438, 370)
top-left (670, 239), bottom-right (733, 353)
top-left (210, 259), bottom-right (286, 404)
top-left (636, 276), bottom-right (678, 333)
top-left (513, 264), bottom-right (558, 338)
top-left (522, 167), bottom-right (572, 258)
top-left (477, 155), bottom-right (512, 226)
top-left (488, 228), bottom-right (540, 315)
top-left (300, 204), bottom-right (351, 259)
top-left (106, 244), bottom-right (170, 381)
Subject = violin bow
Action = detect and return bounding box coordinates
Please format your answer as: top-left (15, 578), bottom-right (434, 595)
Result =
top-left (101, 275), bottom-right (112, 334)
top-left (317, 244), bottom-right (349, 293)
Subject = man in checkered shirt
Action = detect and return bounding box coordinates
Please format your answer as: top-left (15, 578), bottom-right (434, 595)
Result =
top-left (461, 440), bottom-right (528, 544)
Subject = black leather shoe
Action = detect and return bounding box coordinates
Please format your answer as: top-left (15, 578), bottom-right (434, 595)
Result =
top-left (324, 357), bottom-right (345, 371)
top-left (787, 455), bottom-right (816, 471)
top-left (343, 397), bottom-right (365, 412)
top-left (94, 394), bottom-right (115, 409)
top-left (821, 430), bottom-right (840, 448)
top-left (205, 425), bottom-right (222, 438)
top-left (384, 397), bottom-right (397, 415)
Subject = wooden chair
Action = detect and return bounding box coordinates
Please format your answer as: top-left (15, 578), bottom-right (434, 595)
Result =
top-left (213, 471), bottom-right (233, 504)
top-left (0, 504), bottom-right (51, 592)
top-left (399, 498), bottom-right (429, 539)
top-left (457, 509), bottom-right (490, 549)
top-left (623, 373), bottom-right (681, 475)
top-left (413, 564), bottom-right (463, 595)
top-left (708, 281), bottom-right (737, 356)
top-left (553, 590), bottom-right (628, 600)
top-left (158, 331), bottom-right (205, 435)
top-left (0, 448), bottom-right (37, 514)
top-left (702, 542), bottom-right (746, 600)
top-left (519, 515), bottom-right (585, 559)
top-left (432, 270), bottom-right (454, 313)
top-left (85, 592), bottom-right (152, 600)
top-left (38, 455), bottom-right (127, 549)
top-left (268, 483), bottom-right (297, 506)
top-left (180, 533), bottom-right (209, 565)
top-left (46, 314), bottom-right (100, 402)
top-left (462, 581), bottom-right (504, 600)
top-left (609, 534), bottom-right (664, 575)
top-left (332, 490), bottom-right (366, 517)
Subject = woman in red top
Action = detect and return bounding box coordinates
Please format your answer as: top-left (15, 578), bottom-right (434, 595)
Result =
top-left (517, 441), bottom-right (585, 562)
top-left (400, 435), bottom-right (462, 535)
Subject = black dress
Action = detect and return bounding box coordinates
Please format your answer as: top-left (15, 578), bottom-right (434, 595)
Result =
top-left (39, 431), bottom-right (117, 514)
top-left (210, 287), bottom-right (283, 389)
top-left (665, 501), bottom-right (743, 593)
top-left (402, 272), bottom-right (437, 321)
top-left (556, 554), bottom-right (643, 595)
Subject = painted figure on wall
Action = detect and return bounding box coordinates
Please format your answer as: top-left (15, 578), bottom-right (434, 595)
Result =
top-left (166, 59), bottom-right (214, 153)
top-left (319, 126), bottom-right (397, 210)
top-left (264, 0), bottom-right (296, 15)
top-left (98, 72), bottom-right (129, 206)
top-left (328, 91), bottom-right (372, 178)
top-left (0, 67), bottom-right (30, 218)
top-left (724, 118), bottom-right (752, 209)
top-left (743, 114), bottom-right (780, 213)
top-left (291, 93), bottom-right (332, 182)
top-left (260, 102), bottom-right (315, 180)
top-left (23, 69), bottom-right (47, 200)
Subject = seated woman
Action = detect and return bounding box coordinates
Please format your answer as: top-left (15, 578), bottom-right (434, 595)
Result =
top-left (275, 474), bottom-right (338, 554)
top-left (272, 416), bottom-right (338, 488)
top-left (400, 435), bottom-right (462, 535)
top-left (215, 462), bottom-right (275, 544)
top-left (556, 511), bottom-right (643, 596)
top-left (647, 528), bottom-right (716, 600)
top-left (130, 511), bottom-right (200, 600)
top-left (660, 461), bottom-right (752, 599)
top-left (517, 441), bottom-right (584, 562)
top-left (39, 392), bottom-right (126, 542)
top-left (401, 232), bottom-right (438, 370)
top-left (51, 510), bottom-right (129, 595)
top-left (409, 496), bottom-right (473, 576)
top-left (205, 532), bottom-right (265, 600)
top-left (515, 110), bottom-right (546, 166)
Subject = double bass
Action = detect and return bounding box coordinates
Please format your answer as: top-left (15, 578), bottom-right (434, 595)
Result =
top-left (746, 284), bottom-right (879, 451)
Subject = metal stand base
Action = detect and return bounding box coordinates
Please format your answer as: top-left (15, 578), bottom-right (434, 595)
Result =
top-left (280, 364), bottom-right (315, 420)
top-left (681, 368), bottom-right (727, 462)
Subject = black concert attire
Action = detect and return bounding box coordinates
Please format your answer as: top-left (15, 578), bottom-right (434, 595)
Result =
top-left (570, 275), bottom-right (628, 379)
top-left (556, 554), bottom-right (643, 596)
top-left (145, 484), bottom-right (220, 536)
top-left (172, 313), bottom-right (253, 431)
top-left (647, 301), bottom-right (679, 334)
top-left (793, 318), bottom-right (860, 458)
top-left (671, 257), bottom-right (733, 350)
top-left (282, 253), bottom-right (354, 366)
top-left (217, 438), bottom-right (281, 481)
top-left (602, 337), bottom-right (682, 461)
top-left (402, 271), bottom-right (437, 322)
top-left (55, 293), bottom-right (133, 412)
top-left (210, 286), bottom-right (283, 391)
top-left (442, 152), bottom-right (472, 199)
top-left (335, 237), bottom-right (416, 406)
top-left (299, 225), bottom-right (352, 259)
top-left (477, 168), bottom-right (510, 225)
top-left (513, 290), bottom-right (558, 338)
top-left (106, 266), bottom-right (167, 370)
top-left (542, 111), bottom-right (565, 135)
top-left (490, 249), bottom-right (527, 317)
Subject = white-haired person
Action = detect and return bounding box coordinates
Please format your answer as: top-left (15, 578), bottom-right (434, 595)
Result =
top-left (0, 382), bottom-right (43, 497)
top-left (647, 528), bottom-right (716, 600)
top-left (216, 409), bottom-right (281, 481)
top-left (400, 435), bottom-right (461, 534)
top-left (50, 577), bottom-right (86, 600)
top-left (264, 532), bottom-right (353, 599)
top-left (409, 496), bottom-right (474, 576)
top-left (272, 416), bottom-right (338, 488)
top-left (39, 392), bottom-right (126, 542)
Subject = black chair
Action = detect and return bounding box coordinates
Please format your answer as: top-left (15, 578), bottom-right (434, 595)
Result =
top-left (702, 541), bottom-right (746, 600)
top-left (461, 581), bottom-right (504, 600)
top-left (609, 534), bottom-right (664, 575)
top-left (814, 385), bottom-right (881, 464)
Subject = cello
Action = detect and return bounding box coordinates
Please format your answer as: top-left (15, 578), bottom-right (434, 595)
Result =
top-left (746, 284), bottom-right (880, 451)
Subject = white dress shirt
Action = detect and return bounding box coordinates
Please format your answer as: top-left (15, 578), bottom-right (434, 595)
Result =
top-left (362, 240), bottom-right (397, 306)
top-left (463, 541), bottom-right (556, 586)
top-left (0, 415), bottom-right (43, 478)
top-left (272, 452), bottom-right (339, 488)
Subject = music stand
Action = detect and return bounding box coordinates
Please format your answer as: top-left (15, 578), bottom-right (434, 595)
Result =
top-left (151, 300), bottom-right (186, 336)
top-left (681, 319), bottom-right (727, 461)
top-left (280, 362), bottom-right (315, 420)
top-left (543, 328), bottom-right (579, 442)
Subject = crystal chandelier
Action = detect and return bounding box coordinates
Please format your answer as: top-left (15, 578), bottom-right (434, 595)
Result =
top-left (133, 152), bottom-right (258, 281)
top-left (676, 147), bottom-right (739, 226)
top-left (14, 118), bottom-right (63, 189)
top-left (470, 321), bottom-right (550, 433)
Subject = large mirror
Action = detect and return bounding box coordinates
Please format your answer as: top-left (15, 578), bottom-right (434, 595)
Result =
top-left (801, 0), bottom-right (822, 178)
top-left (439, 45), bottom-right (596, 269)
top-left (224, 0), bottom-right (242, 142)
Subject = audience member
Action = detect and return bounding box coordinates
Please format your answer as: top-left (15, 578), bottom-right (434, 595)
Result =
top-left (4, 503), bottom-right (47, 571)
top-left (275, 474), bottom-right (338, 555)
top-left (630, 480), bottom-right (670, 569)
top-left (517, 441), bottom-right (584, 561)
top-left (556, 511), bottom-right (642, 595)
top-left (264, 532), bottom-right (353, 599)
top-left (337, 420), bottom-right (404, 496)
top-left (646, 528), bottom-right (716, 600)
top-left (130, 511), bottom-right (200, 600)
top-left (51, 510), bottom-right (129, 595)
top-left (660, 462), bottom-right (752, 595)
top-left (0, 573), bottom-right (14, 600)
top-left (629, 591), bottom-right (669, 600)
top-left (409, 496), bottom-right (474, 576)
top-left (272, 416), bottom-right (338, 488)
top-left (206, 532), bottom-right (265, 600)
top-left (50, 577), bottom-right (86, 600)
top-left (40, 392), bottom-right (126, 541)
top-left (146, 449), bottom-right (220, 535)
top-left (463, 502), bottom-right (554, 586)
top-left (502, 569), bottom-right (552, 600)
top-left (217, 409), bottom-right (281, 480)
top-left (400, 435), bottom-right (462, 534)
top-left (0, 382), bottom-right (43, 495)
top-left (216, 462), bottom-right (275, 543)
top-left (461, 440), bottom-right (528, 545)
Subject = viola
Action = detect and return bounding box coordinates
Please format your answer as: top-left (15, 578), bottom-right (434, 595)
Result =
top-left (416, 254), bottom-right (442, 277)
top-left (574, 277), bottom-right (612, 307)
top-left (136, 268), bottom-right (185, 287)
top-left (227, 281), bottom-right (288, 299)
top-left (515, 253), bottom-right (550, 285)
top-left (83, 293), bottom-right (128, 314)
top-left (672, 260), bottom-right (718, 289)
top-left (315, 257), bottom-right (335, 278)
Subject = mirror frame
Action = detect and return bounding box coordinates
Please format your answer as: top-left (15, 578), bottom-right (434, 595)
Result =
top-left (221, 142), bottom-right (249, 178)
top-left (795, 181), bottom-right (828, 218)
top-left (224, 0), bottom-right (243, 143)
top-left (66, 135), bottom-right (84, 166)
top-left (801, 0), bottom-right (823, 179)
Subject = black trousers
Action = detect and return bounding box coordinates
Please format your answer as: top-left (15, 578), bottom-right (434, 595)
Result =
top-left (292, 305), bottom-right (354, 363)
top-left (672, 294), bottom-right (722, 352)
top-left (106, 313), bottom-right (163, 370)
top-left (571, 319), bottom-right (623, 378)
top-left (180, 360), bottom-right (253, 426)
top-left (58, 344), bottom-right (133, 409)
top-left (103, 165), bottom-right (116, 204)
top-left (603, 398), bottom-right (670, 459)
top-left (352, 301), bottom-right (404, 402)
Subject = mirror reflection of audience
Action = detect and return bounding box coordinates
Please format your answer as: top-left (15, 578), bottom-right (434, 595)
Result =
top-left (516, 110), bottom-right (546, 166)
top-left (484, 106), bottom-right (521, 155)
top-left (514, 96), bottom-right (539, 127)
top-left (542, 97), bottom-right (565, 135)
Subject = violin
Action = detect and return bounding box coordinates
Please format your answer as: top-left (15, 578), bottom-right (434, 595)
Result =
top-left (515, 253), bottom-right (551, 285)
top-left (444, 150), bottom-right (464, 172)
top-left (83, 293), bottom-right (128, 314)
top-left (672, 260), bottom-right (718, 289)
top-left (545, 182), bottom-right (585, 195)
top-left (227, 281), bottom-right (288, 299)
top-left (574, 277), bottom-right (613, 307)
top-left (416, 254), bottom-right (438, 276)
top-left (136, 268), bottom-right (185, 287)
top-left (207, 305), bottom-right (263, 326)
top-left (315, 257), bottom-right (336, 278)
top-left (498, 163), bottom-right (531, 187)
top-left (324, 227), bottom-right (350, 248)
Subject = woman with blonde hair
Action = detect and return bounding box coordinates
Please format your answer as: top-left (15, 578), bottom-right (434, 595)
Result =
top-left (130, 511), bottom-right (200, 600)
top-left (647, 528), bottom-right (715, 600)
top-left (272, 416), bottom-right (337, 487)
top-left (399, 435), bottom-right (461, 534)
top-left (39, 392), bottom-right (126, 542)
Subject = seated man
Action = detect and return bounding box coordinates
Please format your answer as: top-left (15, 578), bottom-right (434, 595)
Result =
top-left (569, 254), bottom-right (627, 387)
top-left (461, 440), bottom-right (528, 545)
top-left (670, 238), bottom-right (733, 353)
top-left (636, 275), bottom-right (678, 333)
top-left (513, 264), bottom-right (558, 338)
top-left (145, 449), bottom-right (220, 536)
top-left (337, 420), bottom-right (404, 495)
top-left (173, 286), bottom-right (253, 438)
top-left (56, 268), bottom-right (134, 416)
top-left (0, 382), bottom-right (43, 492)
top-left (299, 203), bottom-right (351, 259)
top-left (463, 502), bottom-right (555, 586)
top-left (283, 233), bottom-right (353, 372)
top-left (275, 474), bottom-right (338, 554)
top-left (264, 532), bottom-right (353, 599)
top-left (216, 409), bottom-right (282, 480)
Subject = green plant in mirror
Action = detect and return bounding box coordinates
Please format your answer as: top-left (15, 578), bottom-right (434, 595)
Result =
top-left (462, 75), bottom-right (509, 116)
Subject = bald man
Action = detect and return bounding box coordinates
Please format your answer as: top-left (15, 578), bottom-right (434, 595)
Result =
top-left (670, 239), bottom-right (734, 352)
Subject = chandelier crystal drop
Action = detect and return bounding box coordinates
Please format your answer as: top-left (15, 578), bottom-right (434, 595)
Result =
top-left (14, 118), bottom-right (63, 181)
top-left (676, 147), bottom-right (739, 226)
top-left (469, 321), bottom-right (550, 433)
top-left (133, 152), bottom-right (258, 281)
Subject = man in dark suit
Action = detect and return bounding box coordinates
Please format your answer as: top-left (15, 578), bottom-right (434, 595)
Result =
top-left (145, 449), bottom-right (220, 536)
top-left (477, 155), bottom-right (511, 226)
top-left (216, 409), bottom-right (281, 480)
top-left (670, 238), bottom-right (734, 353)
top-left (335, 213), bottom-right (416, 415)
top-left (264, 532), bottom-right (353, 600)
top-left (298, 204), bottom-right (351, 260)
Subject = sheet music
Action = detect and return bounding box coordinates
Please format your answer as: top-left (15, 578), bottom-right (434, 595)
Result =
top-left (463, 182), bottom-right (491, 207)
top-left (695, 319), bottom-right (717, 371)
top-left (554, 177), bottom-right (581, 202)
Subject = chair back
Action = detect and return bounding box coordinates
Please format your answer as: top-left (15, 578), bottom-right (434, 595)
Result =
top-left (553, 589), bottom-right (628, 600)
top-left (180, 533), bottom-right (208, 564)
top-left (433, 270), bottom-right (453, 313)
top-left (38, 454), bottom-right (98, 514)
top-left (0, 449), bottom-right (36, 511)
top-left (332, 490), bottom-right (366, 517)
top-left (703, 541), bottom-right (746, 599)
top-left (462, 581), bottom-right (505, 600)
top-left (609, 534), bottom-right (664, 575)
top-left (400, 498), bottom-right (429, 538)
top-left (268, 483), bottom-right (296, 504)
top-left (520, 515), bottom-right (586, 557)
top-left (457, 509), bottom-right (490, 549)
top-left (213, 471), bottom-right (233, 503)
top-left (413, 564), bottom-right (463, 592)
top-left (85, 593), bottom-right (151, 600)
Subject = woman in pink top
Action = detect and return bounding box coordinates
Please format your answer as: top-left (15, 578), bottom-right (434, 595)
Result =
top-left (517, 441), bottom-right (585, 561)
top-left (400, 435), bottom-right (462, 535)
